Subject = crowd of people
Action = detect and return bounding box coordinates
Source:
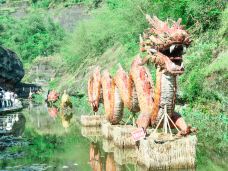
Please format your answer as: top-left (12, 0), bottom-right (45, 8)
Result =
top-left (0, 88), bottom-right (20, 109)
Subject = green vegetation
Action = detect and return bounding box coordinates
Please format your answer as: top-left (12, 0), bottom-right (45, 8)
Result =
top-left (149, 0), bottom-right (226, 32)
top-left (0, 13), bottom-right (64, 62)
top-left (0, 0), bottom-right (227, 169)
top-left (0, 0), bottom-right (6, 4)
top-left (30, 0), bottom-right (87, 8)
top-left (176, 106), bottom-right (228, 166)
top-left (179, 7), bottom-right (228, 114)
top-left (62, 0), bottom-right (150, 71)
top-left (1, 120), bottom-right (91, 169)
top-left (32, 94), bottom-right (45, 104)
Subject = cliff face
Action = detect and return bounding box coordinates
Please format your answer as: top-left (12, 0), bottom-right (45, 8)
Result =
top-left (0, 46), bottom-right (24, 87)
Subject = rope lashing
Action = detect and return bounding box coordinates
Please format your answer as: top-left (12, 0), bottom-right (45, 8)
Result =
top-left (152, 105), bottom-right (180, 135)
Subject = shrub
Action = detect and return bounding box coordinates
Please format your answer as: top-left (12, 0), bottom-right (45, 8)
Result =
top-left (30, 0), bottom-right (94, 8)
top-left (0, 13), bottom-right (65, 62)
top-left (0, 0), bottom-right (6, 4)
top-left (62, 0), bottom-right (151, 72)
top-left (150, 0), bottom-right (226, 32)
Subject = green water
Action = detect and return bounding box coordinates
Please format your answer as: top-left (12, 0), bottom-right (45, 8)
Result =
top-left (0, 102), bottom-right (227, 171)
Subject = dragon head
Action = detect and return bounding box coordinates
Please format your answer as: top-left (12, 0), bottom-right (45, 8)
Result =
top-left (140, 15), bottom-right (191, 75)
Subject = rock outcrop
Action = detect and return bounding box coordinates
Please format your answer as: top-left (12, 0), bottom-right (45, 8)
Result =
top-left (0, 46), bottom-right (24, 87)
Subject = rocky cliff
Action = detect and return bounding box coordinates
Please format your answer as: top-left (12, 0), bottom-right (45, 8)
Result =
top-left (0, 46), bottom-right (24, 88)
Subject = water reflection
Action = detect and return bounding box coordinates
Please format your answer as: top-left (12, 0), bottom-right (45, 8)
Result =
top-left (106, 153), bottom-right (118, 171)
top-left (102, 138), bottom-right (115, 153)
top-left (82, 126), bottom-right (137, 171)
top-left (47, 106), bottom-right (59, 119)
top-left (60, 110), bottom-right (73, 129)
top-left (0, 113), bottom-right (25, 136)
top-left (27, 103), bottom-right (74, 134)
top-left (89, 142), bottom-right (103, 171)
top-left (88, 141), bottom-right (128, 171)
top-left (0, 102), bottom-right (227, 171)
top-left (1, 103), bottom-right (91, 171)
top-left (0, 113), bottom-right (27, 162)
top-left (113, 147), bottom-right (137, 166)
top-left (81, 126), bottom-right (102, 144)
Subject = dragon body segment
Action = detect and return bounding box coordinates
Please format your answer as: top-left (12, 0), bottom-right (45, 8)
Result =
top-left (101, 70), bottom-right (123, 124)
top-left (130, 56), bottom-right (154, 129)
top-left (114, 65), bottom-right (140, 113)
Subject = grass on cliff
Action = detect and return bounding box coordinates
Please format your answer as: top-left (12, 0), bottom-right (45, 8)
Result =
top-left (179, 6), bottom-right (228, 114)
top-left (0, 9), bottom-right (65, 62)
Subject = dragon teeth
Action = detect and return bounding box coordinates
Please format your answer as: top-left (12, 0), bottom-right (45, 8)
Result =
top-left (150, 48), bottom-right (157, 54)
top-left (170, 45), bottom-right (176, 53)
top-left (183, 45), bottom-right (187, 54)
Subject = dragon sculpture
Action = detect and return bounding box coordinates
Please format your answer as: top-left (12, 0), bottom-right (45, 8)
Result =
top-left (88, 15), bottom-right (192, 135)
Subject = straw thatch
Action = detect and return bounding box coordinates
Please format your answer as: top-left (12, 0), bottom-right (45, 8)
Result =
top-left (114, 64), bottom-right (140, 113)
top-left (81, 126), bottom-right (102, 138)
top-left (112, 125), bottom-right (138, 148)
top-left (112, 125), bottom-right (155, 148)
top-left (130, 56), bottom-right (154, 129)
top-left (101, 121), bottom-right (117, 139)
top-left (102, 138), bottom-right (115, 153)
top-left (80, 115), bottom-right (105, 127)
top-left (101, 70), bottom-right (124, 124)
top-left (137, 133), bottom-right (197, 169)
top-left (114, 146), bottom-right (138, 165)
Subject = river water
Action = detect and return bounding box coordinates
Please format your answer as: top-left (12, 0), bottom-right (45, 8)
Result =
top-left (0, 102), bottom-right (227, 171)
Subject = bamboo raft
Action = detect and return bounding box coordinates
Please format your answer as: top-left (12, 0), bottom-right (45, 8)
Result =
top-left (80, 115), bottom-right (105, 127)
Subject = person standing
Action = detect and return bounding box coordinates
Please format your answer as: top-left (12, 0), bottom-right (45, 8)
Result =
top-left (5, 90), bottom-right (11, 107)
top-left (13, 93), bottom-right (18, 106)
top-left (10, 91), bottom-right (14, 107)
top-left (0, 88), bottom-right (3, 108)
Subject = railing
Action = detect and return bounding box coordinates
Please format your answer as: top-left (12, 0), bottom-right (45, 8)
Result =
top-left (0, 100), bottom-right (23, 114)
